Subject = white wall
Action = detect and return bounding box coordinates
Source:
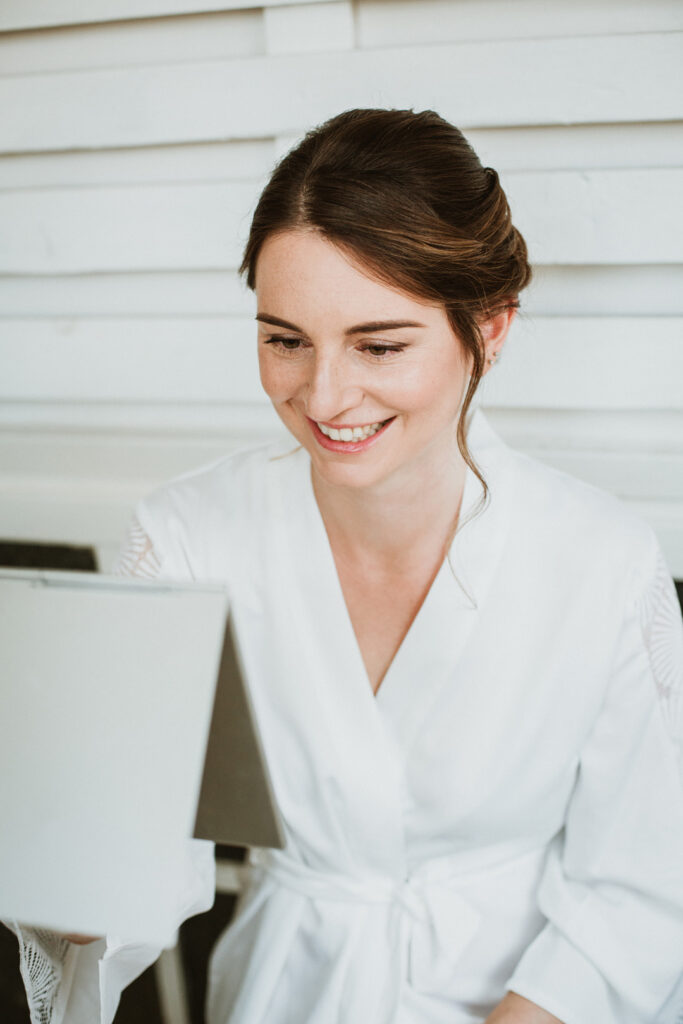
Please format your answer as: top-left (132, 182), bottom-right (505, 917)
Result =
top-left (1, 0), bottom-right (682, 572)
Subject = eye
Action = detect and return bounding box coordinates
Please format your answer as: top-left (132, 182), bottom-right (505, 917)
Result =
top-left (263, 335), bottom-right (306, 353)
top-left (360, 342), bottom-right (406, 359)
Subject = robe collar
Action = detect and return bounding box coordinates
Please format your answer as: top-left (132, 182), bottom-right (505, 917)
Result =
top-left (273, 409), bottom-right (516, 754)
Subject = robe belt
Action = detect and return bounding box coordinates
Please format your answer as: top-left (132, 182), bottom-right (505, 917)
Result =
top-left (250, 848), bottom-right (482, 992)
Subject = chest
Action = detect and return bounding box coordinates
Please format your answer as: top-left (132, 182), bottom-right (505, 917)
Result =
top-left (208, 453), bottom-right (619, 854)
top-left (334, 558), bottom-right (441, 695)
top-left (238, 565), bottom-right (608, 860)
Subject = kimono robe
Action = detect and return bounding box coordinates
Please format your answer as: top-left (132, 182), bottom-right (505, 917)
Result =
top-left (10, 410), bottom-right (683, 1024)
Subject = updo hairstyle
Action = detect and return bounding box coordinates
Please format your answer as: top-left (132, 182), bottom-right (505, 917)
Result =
top-left (240, 107), bottom-right (531, 499)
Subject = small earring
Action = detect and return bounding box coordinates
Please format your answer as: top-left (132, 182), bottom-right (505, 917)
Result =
top-left (487, 351), bottom-right (498, 366)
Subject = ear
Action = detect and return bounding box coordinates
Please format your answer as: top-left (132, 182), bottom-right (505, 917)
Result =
top-left (480, 306), bottom-right (516, 376)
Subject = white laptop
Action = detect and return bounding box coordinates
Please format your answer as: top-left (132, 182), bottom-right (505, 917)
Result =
top-left (0, 569), bottom-right (283, 944)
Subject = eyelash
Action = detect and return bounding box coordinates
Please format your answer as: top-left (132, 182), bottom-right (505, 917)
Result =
top-left (262, 336), bottom-right (406, 359)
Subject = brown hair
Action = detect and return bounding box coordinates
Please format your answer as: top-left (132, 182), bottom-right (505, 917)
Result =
top-left (240, 107), bottom-right (531, 503)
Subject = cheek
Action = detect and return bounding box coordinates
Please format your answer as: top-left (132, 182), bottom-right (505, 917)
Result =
top-left (258, 352), bottom-right (301, 402)
top-left (390, 361), bottom-right (465, 414)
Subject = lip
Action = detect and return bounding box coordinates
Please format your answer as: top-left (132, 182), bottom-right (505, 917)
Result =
top-left (307, 417), bottom-right (395, 453)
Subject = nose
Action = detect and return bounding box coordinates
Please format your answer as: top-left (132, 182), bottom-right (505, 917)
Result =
top-left (302, 350), bottom-right (364, 423)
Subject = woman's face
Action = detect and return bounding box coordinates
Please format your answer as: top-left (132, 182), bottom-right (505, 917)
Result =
top-left (255, 229), bottom-right (487, 493)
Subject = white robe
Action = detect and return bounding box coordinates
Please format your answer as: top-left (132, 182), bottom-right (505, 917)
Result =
top-left (11, 411), bottom-right (683, 1024)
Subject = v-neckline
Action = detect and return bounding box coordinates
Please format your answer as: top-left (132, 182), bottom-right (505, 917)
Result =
top-left (300, 453), bottom-right (479, 704)
top-left (271, 409), bottom-right (514, 751)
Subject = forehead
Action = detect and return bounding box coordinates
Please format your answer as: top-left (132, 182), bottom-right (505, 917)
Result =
top-left (254, 229), bottom-right (446, 328)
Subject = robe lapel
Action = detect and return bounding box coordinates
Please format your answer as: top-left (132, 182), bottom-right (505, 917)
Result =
top-left (267, 410), bottom-right (514, 795)
top-left (376, 412), bottom-right (515, 752)
top-left (267, 448), bottom-right (407, 873)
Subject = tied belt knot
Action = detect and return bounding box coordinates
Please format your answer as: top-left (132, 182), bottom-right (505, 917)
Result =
top-left (250, 848), bottom-right (482, 992)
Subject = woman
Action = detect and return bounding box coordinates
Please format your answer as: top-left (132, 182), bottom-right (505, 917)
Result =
top-left (13, 108), bottom-right (683, 1024)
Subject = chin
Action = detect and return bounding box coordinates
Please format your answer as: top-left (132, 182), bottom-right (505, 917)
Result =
top-left (308, 452), bottom-right (394, 492)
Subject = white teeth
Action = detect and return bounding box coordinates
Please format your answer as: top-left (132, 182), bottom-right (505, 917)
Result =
top-left (317, 420), bottom-right (386, 442)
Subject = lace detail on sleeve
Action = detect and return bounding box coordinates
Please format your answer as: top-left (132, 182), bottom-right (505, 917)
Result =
top-left (638, 546), bottom-right (683, 746)
top-left (112, 515), bottom-right (162, 580)
top-left (13, 923), bottom-right (71, 1024)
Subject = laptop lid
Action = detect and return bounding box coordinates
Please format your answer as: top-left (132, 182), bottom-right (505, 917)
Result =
top-left (0, 568), bottom-right (283, 944)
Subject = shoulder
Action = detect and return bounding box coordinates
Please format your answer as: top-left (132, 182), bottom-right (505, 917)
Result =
top-left (134, 438), bottom-right (298, 580)
top-left (474, 412), bottom-right (661, 588)
top-left (515, 448), bottom-right (658, 572)
top-left (140, 441), bottom-right (276, 523)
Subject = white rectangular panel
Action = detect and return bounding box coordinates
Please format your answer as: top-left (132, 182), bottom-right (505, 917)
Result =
top-left (0, 572), bottom-right (227, 942)
top-left (0, 139), bottom-right (275, 190)
top-left (358, 0), bottom-right (683, 48)
top-left (0, 35), bottom-right (680, 153)
top-left (0, 9), bottom-right (263, 75)
top-left (0, 0), bottom-right (335, 32)
top-left (0, 317), bottom-right (262, 401)
top-left (482, 316), bottom-right (683, 410)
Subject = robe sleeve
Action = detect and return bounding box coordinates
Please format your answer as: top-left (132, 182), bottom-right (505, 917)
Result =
top-left (506, 534), bottom-right (683, 1024)
top-left (6, 513), bottom-right (216, 1024)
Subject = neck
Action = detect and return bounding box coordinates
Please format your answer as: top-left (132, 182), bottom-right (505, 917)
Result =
top-left (311, 438), bottom-right (468, 574)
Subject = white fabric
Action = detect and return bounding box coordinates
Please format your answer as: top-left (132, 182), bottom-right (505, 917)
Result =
top-left (10, 409), bottom-right (683, 1024)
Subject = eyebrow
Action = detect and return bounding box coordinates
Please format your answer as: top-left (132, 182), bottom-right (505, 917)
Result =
top-left (255, 314), bottom-right (426, 336)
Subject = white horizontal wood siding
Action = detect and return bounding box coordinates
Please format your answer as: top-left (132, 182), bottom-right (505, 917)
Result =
top-left (0, 1), bottom-right (681, 575)
top-left (3, 35), bottom-right (682, 153)
top-left (3, 316), bottom-right (682, 409)
top-left (0, 0), bottom-right (337, 32)
top-left (3, 170), bottom-right (680, 274)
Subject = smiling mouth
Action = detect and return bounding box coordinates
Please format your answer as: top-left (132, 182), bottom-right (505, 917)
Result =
top-left (308, 416), bottom-right (396, 451)
top-left (316, 419), bottom-right (390, 442)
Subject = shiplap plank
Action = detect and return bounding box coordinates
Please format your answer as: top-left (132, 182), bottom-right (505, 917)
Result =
top-left (2, 170), bottom-right (681, 274)
top-left (503, 169), bottom-right (683, 266)
top-left (486, 408), bottom-right (683, 456)
top-left (0, 0), bottom-right (334, 32)
top-left (0, 431), bottom-right (274, 482)
top-left (2, 315), bottom-right (681, 409)
top-left (484, 316), bottom-right (683, 410)
top-left (0, 181), bottom-right (261, 273)
top-left (0, 318), bottom-right (264, 401)
top-left (2, 265), bottom-right (681, 318)
top-left (1, 35), bottom-right (681, 153)
top-left (264, 1), bottom-right (354, 53)
top-left (0, 140), bottom-right (275, 190)
top-left (0, 10), bottom-right (263, 75)
top-left (0, 400), bottom-right (280, 434)
top-left (1, 122), bottom-right (679, 193)
top-left (0, 272), bottom-right (256, 317)
top-left (358, 0), bottom-right (683, 48)
top-left (525, 266), bottom-right (683, 317)
top-left (465, 122), bottom-right (683, 173)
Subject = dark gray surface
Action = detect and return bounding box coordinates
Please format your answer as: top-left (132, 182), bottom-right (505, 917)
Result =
top-left (194, 617), bottom-right (285, 850)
